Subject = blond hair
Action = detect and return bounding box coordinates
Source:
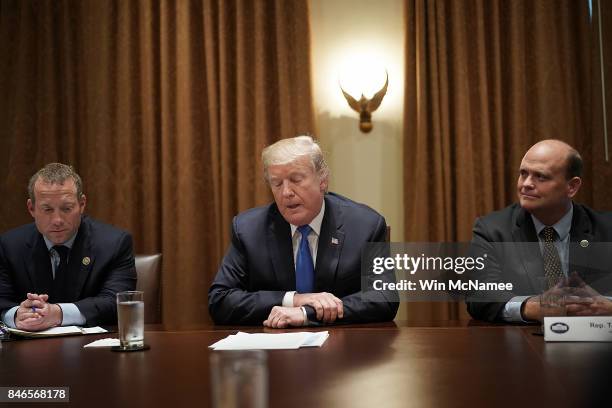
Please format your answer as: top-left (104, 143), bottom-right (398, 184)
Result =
top-left (261, 135), bottom-right (330, 182)
top-left (28, 163), bottom-right (84, 204)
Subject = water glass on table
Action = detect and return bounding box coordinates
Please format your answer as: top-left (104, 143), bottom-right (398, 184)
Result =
top-left (114, 290), bottom-right (147, 351)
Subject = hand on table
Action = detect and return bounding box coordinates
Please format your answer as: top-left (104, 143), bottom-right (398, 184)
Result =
top-left (565, 280), bottom-right (612, 316)
top-left (522, 283), bottom-right (568, 322)
top-left (523, 273), bottom-right (612, 321)
top-left (293, 292), bottom-right (343, 323)
top-left (263, 306), bottom-right (306, 328)
top-left (15, 293), bottom-right (63, 331)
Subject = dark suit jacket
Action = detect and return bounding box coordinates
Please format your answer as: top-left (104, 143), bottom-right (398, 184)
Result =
top-left (208, 193), bottom-right (399, 325)
top-left (466, 202), bottom-right (612, 322)
top-left (0, 216), bottom-right (137, 326)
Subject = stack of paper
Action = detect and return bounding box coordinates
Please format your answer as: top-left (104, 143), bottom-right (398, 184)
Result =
top-left (209, 331), bottom-right (329, 350)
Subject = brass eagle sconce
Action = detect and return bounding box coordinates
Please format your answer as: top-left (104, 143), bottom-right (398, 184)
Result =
top-left (340, 71), bottom-right (388, 133)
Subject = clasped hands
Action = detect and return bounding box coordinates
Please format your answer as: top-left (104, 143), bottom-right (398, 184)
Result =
top-left (263, 292), bottom-right (343, 328)
top-left (523, 274), bottom-right (612, 322)
top-left (14, 293), bottom-right (63, 331)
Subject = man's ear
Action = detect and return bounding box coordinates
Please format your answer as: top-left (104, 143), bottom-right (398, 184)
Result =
top-left (567, 177), bottom-right (582, 198)
top-left (79, 195), bottom-right (87, 214)
top-left (27, 199), bottom-right (35, 218)
top-left (319, 175), bottom-right (329, 193)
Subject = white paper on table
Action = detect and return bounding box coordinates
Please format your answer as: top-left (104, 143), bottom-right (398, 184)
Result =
top-left (81, 327), bottom-right (108, 334)
top-left (300, 331), bottom-right (329, 347)
top-left (209, 331), bottom-right (329, 350)
top-left (7, 326), bottom-right (107, 338)
top-left (83, 338), bottom-right (120, 348)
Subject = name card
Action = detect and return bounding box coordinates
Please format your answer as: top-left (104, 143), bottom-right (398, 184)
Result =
top-left (544, 316), bottom-right (612, 342)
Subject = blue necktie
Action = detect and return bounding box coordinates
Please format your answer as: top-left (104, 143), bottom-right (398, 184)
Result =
top-left (296, 225), bottom-right (314, 293)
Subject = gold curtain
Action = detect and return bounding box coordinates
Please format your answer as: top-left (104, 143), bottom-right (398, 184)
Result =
top-left (591, 0), bottom-right (612, 209)
top-left (403, 0), bottom-right (592, 321)
top-left (0, 0), bottom-right (315, 328)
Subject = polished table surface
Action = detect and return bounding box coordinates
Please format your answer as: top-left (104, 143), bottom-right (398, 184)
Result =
top-left (0, 321), bottom-right (608, 407)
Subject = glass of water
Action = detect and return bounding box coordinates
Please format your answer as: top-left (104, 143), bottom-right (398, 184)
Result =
top-left (210, 351), bottom-right (268, 408)
top-left (116, 291), bottom-right (145, 350)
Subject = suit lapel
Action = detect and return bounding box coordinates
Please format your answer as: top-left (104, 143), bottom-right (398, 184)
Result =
top-left (315, 196), bottom-right (344, 291)
top-left (568, 204), bottom-right (594, 279)
top-left (68, 218), bottom-right (94, 300)
top-left (512, 207), bottom-right (543, 292)
top-left (27, 233), bottom-right (53, 295)
top-left (267, 207), bottom-right (295, 290)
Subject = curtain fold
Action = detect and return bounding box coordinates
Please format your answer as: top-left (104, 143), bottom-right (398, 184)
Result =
top-left (591, 0), bottom-right (612, 209)
top-left (0, 0), bottom-right (315, 328)
top-left (404, 0), bottom-right (592, 321)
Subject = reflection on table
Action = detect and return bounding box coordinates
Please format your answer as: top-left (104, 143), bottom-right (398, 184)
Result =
top-left (0, 321), bottom-right (608, 407)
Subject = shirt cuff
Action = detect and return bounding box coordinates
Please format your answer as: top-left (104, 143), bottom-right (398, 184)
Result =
top-left (1, 306), bottom-right (18, 328)
top-left (58, 303), bottom-right (86, 326)
top-left (502, 296), bottom-right (532, 323)
top-left (282, 291), bottom-right (296, 307)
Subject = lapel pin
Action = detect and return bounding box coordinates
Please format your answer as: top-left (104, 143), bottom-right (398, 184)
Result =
top-left (579, 240), bottom-right (589, 248)
top-left (82, 256), bottom-right (91, 266)
top-left (331, 237), bottom-right (339, 245)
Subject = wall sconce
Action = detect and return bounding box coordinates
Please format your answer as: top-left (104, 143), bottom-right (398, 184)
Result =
top-left (339, 71), bottom-right (388, 133)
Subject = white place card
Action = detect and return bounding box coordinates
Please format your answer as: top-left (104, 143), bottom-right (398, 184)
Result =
top-left (544, 316), bottom-right (612, 342)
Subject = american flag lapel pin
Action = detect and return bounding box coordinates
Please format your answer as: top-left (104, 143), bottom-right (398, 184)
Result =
top-left (331, 237), bottom-right (339, 245)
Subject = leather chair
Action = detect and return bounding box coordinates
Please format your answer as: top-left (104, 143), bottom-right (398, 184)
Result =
top-left (134, 254), bottom-right (162, 324)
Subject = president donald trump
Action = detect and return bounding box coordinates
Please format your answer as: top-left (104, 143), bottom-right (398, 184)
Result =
top-left (208, 135), bottom-right (398, 327)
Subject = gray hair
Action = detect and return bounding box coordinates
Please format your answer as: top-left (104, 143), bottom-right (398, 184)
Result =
top-left (28, 163), bottom-right (84, 204)
top-left (262, 135), bottom-right (330, 182)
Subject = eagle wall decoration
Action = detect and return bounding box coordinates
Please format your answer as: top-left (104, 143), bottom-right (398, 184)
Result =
top-left (340, 71), bottom-right (389, 133)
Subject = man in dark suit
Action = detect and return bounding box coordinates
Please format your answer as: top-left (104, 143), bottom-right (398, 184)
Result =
top-left (209, 136), bottom-right (398, 327)
top-left (467, 140), bottom-right (612, 322)
top-left (0, 163), bottom-right (136, 330)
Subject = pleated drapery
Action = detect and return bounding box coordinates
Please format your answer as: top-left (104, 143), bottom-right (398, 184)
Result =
top-left (0, 0), bottom-right (315, 327)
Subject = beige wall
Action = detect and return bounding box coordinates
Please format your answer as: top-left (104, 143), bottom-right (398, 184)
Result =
top-left (310, 0), bottom-right (405, 240)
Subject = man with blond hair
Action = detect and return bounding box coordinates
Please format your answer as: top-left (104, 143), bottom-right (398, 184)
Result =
top-left (209, 135), bottom-right (398, 327)
top-left (0, 163), bottom-right (136, 331)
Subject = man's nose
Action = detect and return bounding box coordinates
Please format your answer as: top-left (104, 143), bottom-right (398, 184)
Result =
top-left (281, 181), bottom-right (294, 197)
top-left (51, 211), bottom-right (64, 225)
top-left (520, 175), bottom-right (535, 189)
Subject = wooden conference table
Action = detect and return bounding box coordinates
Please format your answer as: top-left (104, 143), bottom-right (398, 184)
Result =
top-left (0, 321), bottom-right (608, 407)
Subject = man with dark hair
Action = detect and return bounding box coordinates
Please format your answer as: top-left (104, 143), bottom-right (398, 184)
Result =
top-left (209, 136), bottom-right (398, 327)
top-left (0, 163), bottom-right (136, 330)
top-left (467, 140), bottom-right (612, 322)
